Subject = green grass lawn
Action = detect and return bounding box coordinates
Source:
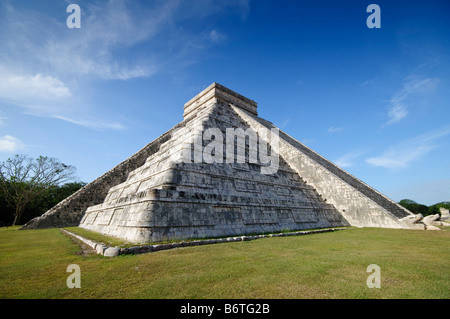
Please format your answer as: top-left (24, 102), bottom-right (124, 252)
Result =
top-left (0, 226), bottom-right (449, 299)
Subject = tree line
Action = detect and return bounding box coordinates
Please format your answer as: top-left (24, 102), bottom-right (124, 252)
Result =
top-left (0, 181), bottom-right (86, 226)
top-left (0, 154), bottom-right (84, 226)
top-left (398, 199), bottom-right (450, 217)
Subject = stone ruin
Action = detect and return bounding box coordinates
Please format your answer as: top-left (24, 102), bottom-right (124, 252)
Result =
top-left (439, 207), bottom-right (450, 221)
top-left (21, 83), bottom-right (439, 243)
top-left (400, 207), bottom-right (450, 230)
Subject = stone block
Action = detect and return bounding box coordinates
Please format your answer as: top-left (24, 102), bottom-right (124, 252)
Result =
top-left (96, 244), bottom-right (107, 255)
top-left (103, 247), bottom-right (120, 257)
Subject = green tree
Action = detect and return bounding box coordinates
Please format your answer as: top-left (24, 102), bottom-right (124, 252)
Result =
top-left (0, 181), bottom-right (15, 226)
top-left (20, 182), bottom-right (86, 224)
top-left (398, 199), bottom-right (429, 216)
top-left (428, 201), bottom-right (450, 215)
top-left (0, 154), bottom-right (77, 226)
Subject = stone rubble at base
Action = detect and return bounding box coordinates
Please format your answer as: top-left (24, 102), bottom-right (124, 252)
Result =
top-left (400, 212), bottom-right (450, 230)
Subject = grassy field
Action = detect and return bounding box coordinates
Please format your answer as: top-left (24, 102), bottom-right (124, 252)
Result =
top-left (0, 225), bottom-right (449, 299)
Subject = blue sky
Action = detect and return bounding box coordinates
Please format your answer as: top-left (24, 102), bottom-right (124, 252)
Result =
top-left (0, 0), bottom-right (449, 205)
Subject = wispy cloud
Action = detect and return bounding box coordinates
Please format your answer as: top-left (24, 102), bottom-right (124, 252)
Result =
top-left (0, 0), bottom-right (249, 129)
top-left (386, 103), bottom-right (408, 125)
top-left (0, 135), bottom-right (24, 153)
top-left (0, 1), bottom-right (143, 129)
top-left (209, 29), bottom-right (227, 43)
top-left (360, 79), bottom-right (375, 88)
top-left (0, 66), bottom-right (120, 131)
top-left (42, 0), bottom-right (248, 80)
top-left (0, 111), bottom-right (6, 126)
top-left (42, 0), bottom-right (169, 80)
top-left (384, 75), bottom-right (438, 126)
top-left (328, 126), bottom-right (344, 133)
top-left (52, 115), bottom-right (125, 131)
top-left (334, 149), bottom-right (367, 168)
top-left (0, 66), bottom-right (72, 104)
top-left (277, 118), bottom-right (290, 129)
top-left (366, 125), bottom-right (450, 170)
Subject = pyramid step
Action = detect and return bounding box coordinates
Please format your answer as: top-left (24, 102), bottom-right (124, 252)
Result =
top-left (22, 83), bottom-right (412, 241)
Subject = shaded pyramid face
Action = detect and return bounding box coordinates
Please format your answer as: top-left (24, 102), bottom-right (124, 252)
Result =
top-left (79, 96), bottom-right (349, 243)
top-left (22, 83), bottom-right (413, 241)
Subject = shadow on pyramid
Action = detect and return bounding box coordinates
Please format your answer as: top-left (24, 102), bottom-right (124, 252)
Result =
top-left (21, 83), bottom-right (412, 243)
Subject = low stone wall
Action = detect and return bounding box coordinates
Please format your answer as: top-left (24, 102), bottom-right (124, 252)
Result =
top-left (61, 227), bottom-right (347, 257)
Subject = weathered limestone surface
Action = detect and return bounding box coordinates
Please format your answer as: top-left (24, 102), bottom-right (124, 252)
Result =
top-left (399, 213), bottom-right (450, 230)
top-left (231, 106), bottom-right (411, 229)
top-left (22, 82), bottom-right (415, 243)
top-left (440, 207), bottom-right (450, 222)
top-left (21, 119), bottom-right (187, 229)
top-left (79, 95), bottom-right (348, 243)
top-left (184, 82), bottom-right (258, 118)
top-left (399, 214), bottom-right (426, 230)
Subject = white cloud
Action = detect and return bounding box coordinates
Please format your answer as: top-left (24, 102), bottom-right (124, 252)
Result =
top-left (360, 79), bottom-right (375, 87)
top-left (366, 126), bottom-right (450, 169)
top-left (0, 111), bottom-right (5, 126)
top-left (0, 67), bottom-right (124, 130)
top-left (0, 68), bottom-right (72, 104)
top-left (209, 29), bottom-right (227, 43)
top-left (40, 0), bottom-right (167, 80)
top-left (0, 0), bottom-right (249, 81)
top-left (386, 103), bottom-right (408, 125)
top-left (53, 115), bottom-right (125, 131)
top-left (0, 1), bottom-right (250, 129)
top-left (328, 126), bottom-right (344, 133)
top-left (37, 0), bottom-right (244, 80)
top-left (0, 135), bottom-right (24, 153)
top-left (276, 118), bottom-right (290, 129)
top-left (385, 75), bottom-right (438, 126)
top-left (334, 150), bottom-right (367, 168)
top-left (366, 144), bottom-right (434, 170)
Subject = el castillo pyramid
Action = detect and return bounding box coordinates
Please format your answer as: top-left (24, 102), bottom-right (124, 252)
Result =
top-left (21, 83), bottom-right (414, 242)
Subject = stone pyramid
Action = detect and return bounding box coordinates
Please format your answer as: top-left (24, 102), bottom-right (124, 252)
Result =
top-left (22, 83), bottom-right (413, 242)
